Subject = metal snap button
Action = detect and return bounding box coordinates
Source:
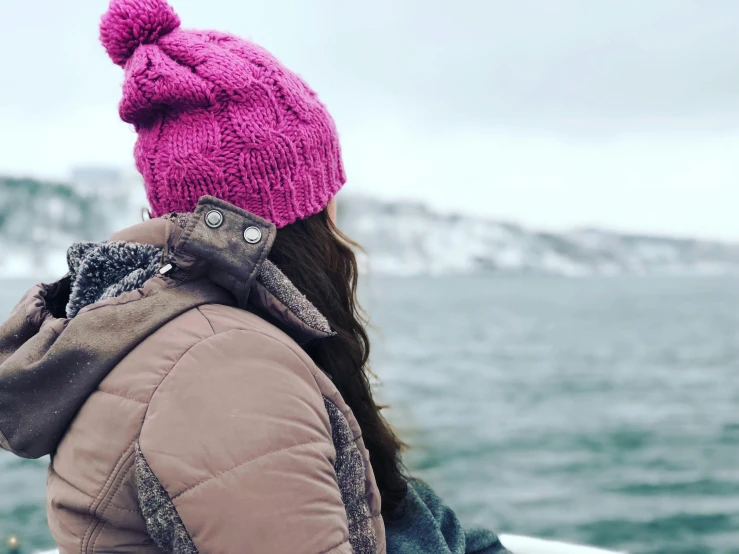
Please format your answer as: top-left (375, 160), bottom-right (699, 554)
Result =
top-left (243, 226), bottom-right (262, 244)
top-left (205, 209), bottom-right (224, 228)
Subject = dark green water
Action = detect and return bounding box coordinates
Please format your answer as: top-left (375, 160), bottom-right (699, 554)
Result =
top-left (1, 276), bottom-right (738, 554)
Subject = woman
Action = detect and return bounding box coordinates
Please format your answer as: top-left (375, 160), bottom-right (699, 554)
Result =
top-left (0, 1), bottom-right (508, 552)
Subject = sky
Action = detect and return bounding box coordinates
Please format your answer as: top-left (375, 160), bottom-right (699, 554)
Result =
top-left (1, 0), bottom-right (738, 240)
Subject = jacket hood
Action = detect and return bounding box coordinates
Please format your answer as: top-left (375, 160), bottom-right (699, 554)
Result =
top-left (0, 195), bottom-right (333, 459)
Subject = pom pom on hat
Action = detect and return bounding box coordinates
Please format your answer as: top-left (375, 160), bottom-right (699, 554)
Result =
top-left (100, 0), bottom-right (181, 66)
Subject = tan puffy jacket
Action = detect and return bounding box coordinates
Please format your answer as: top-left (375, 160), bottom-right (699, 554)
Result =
top-left (0, 196), bottom-right (385, 553)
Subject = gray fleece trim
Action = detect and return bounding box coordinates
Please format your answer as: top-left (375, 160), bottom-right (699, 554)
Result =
top-left (135, 443), bottom-right (199, 554)
top-left (259, 259), bottom-right (333, 335)
top-left (324, 397), bottom-right (378, 554)
top-left (65, 241), bottom-right (161, 318)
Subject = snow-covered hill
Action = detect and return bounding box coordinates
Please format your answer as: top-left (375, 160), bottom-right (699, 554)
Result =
top-left (0, 176), bottom-right (146, 278)
top-left (337, 196), bottom-right (739, 276)
top-left (1, 177), bottom-right (737, 279)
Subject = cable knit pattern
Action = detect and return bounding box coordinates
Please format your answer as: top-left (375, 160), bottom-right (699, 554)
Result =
top-left (100, 0), bottom-right (345, 228)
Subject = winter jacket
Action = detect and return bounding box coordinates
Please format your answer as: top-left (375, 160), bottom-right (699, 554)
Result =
top-left (0, 196), bottom-right (384, 554)
top-left (0, 195), bottom-right (509, 554)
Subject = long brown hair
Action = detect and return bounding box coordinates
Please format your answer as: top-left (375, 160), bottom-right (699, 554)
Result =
top-left (268, 208), bottom-right (408, 518)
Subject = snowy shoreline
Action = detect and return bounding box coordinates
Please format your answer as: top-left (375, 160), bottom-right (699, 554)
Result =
top-left (2, 175), bottom-right (738, 279)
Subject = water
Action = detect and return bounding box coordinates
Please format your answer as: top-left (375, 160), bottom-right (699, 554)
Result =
top-left (1, 276), bottom-right (738, 554)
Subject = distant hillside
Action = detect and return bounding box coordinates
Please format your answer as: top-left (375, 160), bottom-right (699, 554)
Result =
top-left (0, 176), bottom-right (145, 277)
top-left (1, 177), bottom-right (737, 278)
top-left (337, 196), bottom-right (739, 276)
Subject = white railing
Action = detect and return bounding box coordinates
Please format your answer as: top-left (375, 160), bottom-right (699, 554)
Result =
top-left (500, 534), bottom-right (626, 554)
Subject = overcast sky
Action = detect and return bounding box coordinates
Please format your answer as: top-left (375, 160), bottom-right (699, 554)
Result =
top-left (1, 0), bottom-right (738, 239)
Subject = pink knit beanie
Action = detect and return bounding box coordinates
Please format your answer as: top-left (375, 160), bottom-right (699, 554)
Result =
top-left (100, 0), bottom-right (345, 227)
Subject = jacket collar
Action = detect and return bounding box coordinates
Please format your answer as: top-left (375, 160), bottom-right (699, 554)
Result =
top-left (109, 195), bottom-right (333, 343)
top-left (111, 195), bottom-right (275, 309)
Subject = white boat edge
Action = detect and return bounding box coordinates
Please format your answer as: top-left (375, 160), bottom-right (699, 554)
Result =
top-left (35, 536), bottom-right (627, 554)
top-left (499, 534), bottom-right (627, 554)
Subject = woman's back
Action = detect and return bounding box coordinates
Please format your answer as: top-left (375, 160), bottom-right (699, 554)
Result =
top-left (1, 200), bottom-right (384, 553)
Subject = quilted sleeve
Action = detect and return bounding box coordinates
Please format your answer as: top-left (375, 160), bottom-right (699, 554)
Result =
top-left (137, 328), bottom-right (353, 554)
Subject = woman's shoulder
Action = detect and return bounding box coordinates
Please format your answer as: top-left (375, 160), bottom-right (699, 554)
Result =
top-left (108, 301), bottom-right (329, 425)
top-left (197, 302), bottom-right (308, 345)
top-left (138, 301), bottom-right (336, 469)
top-left (184, 302), bottom-right (319, 374)
top-left (142, 300), bottom-right (317, 368)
